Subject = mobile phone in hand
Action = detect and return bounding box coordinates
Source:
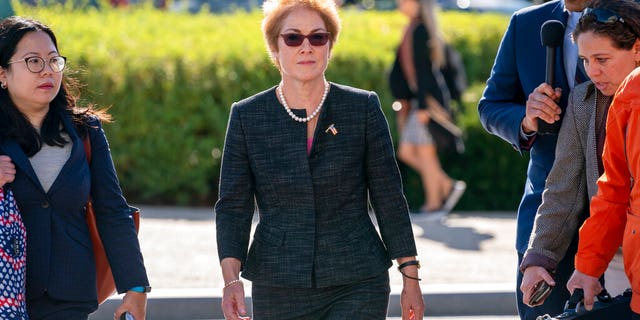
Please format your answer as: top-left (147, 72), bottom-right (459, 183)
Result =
top-left (529, 280), bottom-right (553, 305)
top-left (120, 312), bottom-right (135, 320)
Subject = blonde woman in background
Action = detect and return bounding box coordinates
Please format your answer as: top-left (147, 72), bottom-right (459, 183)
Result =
top-left (388, 0), bottom-right (465, 219)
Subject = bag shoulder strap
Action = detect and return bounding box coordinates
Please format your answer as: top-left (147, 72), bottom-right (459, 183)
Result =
top-left (82, 135), bottom-right (91, 164)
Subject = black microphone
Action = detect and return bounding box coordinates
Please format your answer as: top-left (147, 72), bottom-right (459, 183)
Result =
top-left (538, 20), bottom-right (565, 134)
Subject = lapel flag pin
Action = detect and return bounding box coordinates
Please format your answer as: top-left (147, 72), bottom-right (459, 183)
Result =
top-left (325, 124), bottom-right (338, 135)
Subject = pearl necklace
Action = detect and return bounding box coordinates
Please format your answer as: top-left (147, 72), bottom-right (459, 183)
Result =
top-left (277, 82), bottom-right (330, 123)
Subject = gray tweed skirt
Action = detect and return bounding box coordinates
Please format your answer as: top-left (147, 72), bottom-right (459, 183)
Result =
top-left (400, 110), bottom-right (434, 145)
top-left (250, 271), bottom-right (390, 319)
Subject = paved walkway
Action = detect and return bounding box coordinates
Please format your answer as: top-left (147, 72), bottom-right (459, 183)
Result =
top-left (88, 207), bottom-right (520, 320)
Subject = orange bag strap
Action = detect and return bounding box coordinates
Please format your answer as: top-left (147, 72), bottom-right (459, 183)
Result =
top-left (82, 135), bottom-right (91, 164)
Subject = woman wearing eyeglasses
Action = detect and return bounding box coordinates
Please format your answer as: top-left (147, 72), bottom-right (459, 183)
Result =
top-left (215, 0), bottom-right (424, 319)
top-left (388, 0), bottom-right (465, 219)
top-left (562, 0), bottom-right (640, 316)
top-left (0, 17), bottom-right (149, 320)
top-left (520, 0), bottom-right (640, 310)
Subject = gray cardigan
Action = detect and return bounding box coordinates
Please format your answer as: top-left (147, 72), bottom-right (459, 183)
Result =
top-left (522, 81), bottom-right (610, 270)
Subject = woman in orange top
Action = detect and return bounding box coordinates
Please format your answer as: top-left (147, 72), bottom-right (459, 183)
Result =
top-left (567, 7), bottom-right (640, 317)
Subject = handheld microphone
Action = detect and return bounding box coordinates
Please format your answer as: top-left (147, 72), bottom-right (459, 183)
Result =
top-left (538, 20), bottom-right (565, 134)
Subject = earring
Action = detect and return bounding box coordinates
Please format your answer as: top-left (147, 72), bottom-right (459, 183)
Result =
top-left (0, 82), bottom-right (6, 89)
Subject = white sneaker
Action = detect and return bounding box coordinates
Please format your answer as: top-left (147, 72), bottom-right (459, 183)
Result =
top-left (442, 180), bottom-right (466, 213)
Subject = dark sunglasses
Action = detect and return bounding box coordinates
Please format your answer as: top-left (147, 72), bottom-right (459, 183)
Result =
top-left (581, 8), bottom-right (625, 25)
top-left (280, 32), bottom-right (331, 47)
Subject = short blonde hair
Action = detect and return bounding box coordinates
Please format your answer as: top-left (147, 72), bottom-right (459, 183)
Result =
top-left (261, 0), bottom-right (341, 69)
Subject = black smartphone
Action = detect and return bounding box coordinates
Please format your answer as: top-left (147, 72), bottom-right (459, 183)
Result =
top-left (120, 312), bottom-right (134, 320)
top-left (529, 280), bottom-right (554, 305)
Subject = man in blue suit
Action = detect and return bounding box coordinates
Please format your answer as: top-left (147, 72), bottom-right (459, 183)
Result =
top-left (478, 0), bottom-right (589, 319)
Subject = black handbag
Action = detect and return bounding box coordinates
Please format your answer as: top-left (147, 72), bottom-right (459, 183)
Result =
top-left (537, 288), bottom-right (632, 320)
top-left (427, 120), bottom-right (465, 155)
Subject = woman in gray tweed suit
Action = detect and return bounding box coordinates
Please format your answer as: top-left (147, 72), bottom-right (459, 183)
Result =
top-left (519, 0), bottom-right (640, 306)
top-left (214, 0), bottom-right (424, 319)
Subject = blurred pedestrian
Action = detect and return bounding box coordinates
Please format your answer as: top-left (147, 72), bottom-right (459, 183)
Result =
top-left (214, 0), bottom-right (424, 318)
top-left (388, 0), bottom-right (466, 219)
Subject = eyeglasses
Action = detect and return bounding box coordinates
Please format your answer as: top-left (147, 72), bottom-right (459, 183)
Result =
top-left (280, 32), bottom-right (331, 47)
top-left (581, 8), bottom-right (625, 25)
top-left (7, 56), bottom-right (66, 73)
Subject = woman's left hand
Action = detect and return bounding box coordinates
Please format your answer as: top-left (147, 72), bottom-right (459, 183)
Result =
top-left (114, 291), bottom-right (147, 320)
top-left (400, 281), bottom-right (425, 320)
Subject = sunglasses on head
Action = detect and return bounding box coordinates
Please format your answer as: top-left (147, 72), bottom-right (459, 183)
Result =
top-left (581, 7), bottom-right (625, 25)
top-left (280, 32), bottom-right (331, 47)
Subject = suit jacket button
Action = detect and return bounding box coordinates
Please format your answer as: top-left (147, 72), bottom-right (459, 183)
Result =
top-left (41, 200), bottom-right (50, 208)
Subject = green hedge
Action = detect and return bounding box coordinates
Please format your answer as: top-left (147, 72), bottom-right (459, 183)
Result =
top-left (13, 4), bottom-right (528, 210)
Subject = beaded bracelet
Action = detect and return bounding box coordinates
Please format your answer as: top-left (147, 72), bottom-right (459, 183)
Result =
top-left (224, 279), bottom-right (243, 289)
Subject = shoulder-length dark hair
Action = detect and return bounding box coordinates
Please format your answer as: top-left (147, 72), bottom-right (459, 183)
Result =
top-left (0, 16), bottom-right (110, 156)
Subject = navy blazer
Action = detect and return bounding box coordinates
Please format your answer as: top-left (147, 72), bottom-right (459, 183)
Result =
top-left (215, 83), bottom-right (417, 288)
top-left (0, 114), bottom-right (149, 303)
top-left (477, 0), bottom-right (572, 253)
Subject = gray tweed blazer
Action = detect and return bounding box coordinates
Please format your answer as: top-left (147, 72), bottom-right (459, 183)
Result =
top-left (215, 83), bottom-right (417, 288)
top-left (525, 81), bottom-right (609, 268)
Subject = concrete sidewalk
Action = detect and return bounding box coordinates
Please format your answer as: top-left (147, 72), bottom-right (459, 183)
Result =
top-left (88, 207), bottom-right (519, 319)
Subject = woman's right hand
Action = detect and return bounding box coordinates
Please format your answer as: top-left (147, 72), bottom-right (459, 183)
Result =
top-left (0, 155), bottom-right (16, 187)
top-left (221, 281), bottom-right (250, 320)
top-left (521, 266), bottom-right (556, 306)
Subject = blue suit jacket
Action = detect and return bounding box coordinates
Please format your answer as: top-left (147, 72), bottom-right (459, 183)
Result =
top-left (215, 83), bottom-right (417, 288)
top-left (478, 0), bottom-right (572, 253)
top-left (0, 114), bottom-right (149, 303)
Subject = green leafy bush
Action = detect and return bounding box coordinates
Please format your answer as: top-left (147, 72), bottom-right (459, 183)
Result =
top-left (12, 5), bottom-right (527, 209)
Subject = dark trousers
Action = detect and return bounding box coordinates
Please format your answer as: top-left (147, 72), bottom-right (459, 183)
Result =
top-left (516, 240), bottom-right (577, 320)
top-left (633, 312), bottom-right (640, 319)
top-left (252, 271), bottom-right (391, 320)
top-left (28, 293), bottom-right (97, 320)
